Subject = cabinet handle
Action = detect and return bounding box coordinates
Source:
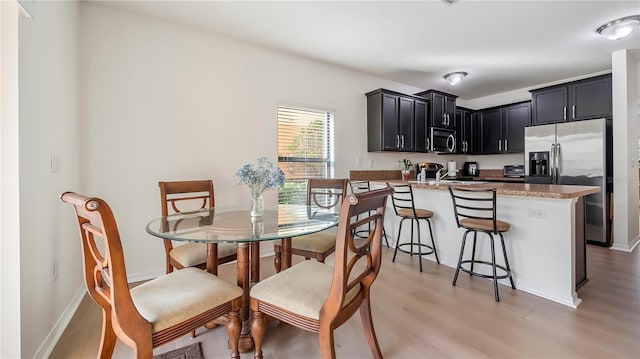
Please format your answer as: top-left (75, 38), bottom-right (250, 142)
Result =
top-left (505, 139), bottom-right (508, 152)
top-left (572, 105), bottom-right (576, 119)
top-left (395, 135), bottom-right (399, 149)
top-left (563, 106), bottom-right (566, 120)
top-left (498, 140), bottom-right (502, 151)
top-left (401, 135), bottom-right (405, 150)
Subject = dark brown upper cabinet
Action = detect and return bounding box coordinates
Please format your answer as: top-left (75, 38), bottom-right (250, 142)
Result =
top-left (414, 90), bottom-right (458, 129)
top-left (367, 89), bottom-right (428, 152)
top-left (530, 74), bottom-right (611, 126)
top-left (478, 101), bottom-right (531, 154)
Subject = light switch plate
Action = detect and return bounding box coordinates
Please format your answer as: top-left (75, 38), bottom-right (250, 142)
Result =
top-left (51, 153), bottom-right (61, 173)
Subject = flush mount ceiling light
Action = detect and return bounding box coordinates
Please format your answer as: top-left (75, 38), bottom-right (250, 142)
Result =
top-left (596, 15), bottom-right (640, 40)
top-left (443, 72), bottom-right (468, 86)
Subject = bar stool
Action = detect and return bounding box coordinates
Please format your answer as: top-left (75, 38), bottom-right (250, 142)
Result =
top-left (386, 183), bottom-right (440, 272)
top-left (448, 186), bottom-right (515, 302)
top-left (349, 180), bottom-right (390, 247)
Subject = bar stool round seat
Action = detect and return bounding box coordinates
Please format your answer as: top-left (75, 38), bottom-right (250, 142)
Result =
top-left (448, 186), bottom-right (515, 302)
top-left (387, 183), bottom-right (440, 272)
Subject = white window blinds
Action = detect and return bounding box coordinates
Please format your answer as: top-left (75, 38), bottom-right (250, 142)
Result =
top-left (277, 105), bottom-right (335, 204)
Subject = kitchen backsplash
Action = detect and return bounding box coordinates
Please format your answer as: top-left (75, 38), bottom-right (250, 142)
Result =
top-left (351, 152), bottom-right (524, 172)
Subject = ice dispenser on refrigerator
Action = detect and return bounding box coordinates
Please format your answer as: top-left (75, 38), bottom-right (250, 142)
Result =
top-left (529, 151), bottom-right (549, 177)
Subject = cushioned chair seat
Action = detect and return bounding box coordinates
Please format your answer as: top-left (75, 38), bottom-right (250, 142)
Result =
top-left (170, 242), bottom-right (237, 267)
top-left (397, 208), bottom-right (433, 219)
top-left (250, 260), bottom-right (359, 320)
top-left (131, 267), bottom-right (243, 332)
top-left (274, 233), bottom-right (336, 253)
top-left (460, 218), bottom-right (510, 232)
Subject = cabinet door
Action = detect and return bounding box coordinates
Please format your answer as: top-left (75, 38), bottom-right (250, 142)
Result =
top-left (398, 96), bottom-right (415, 151)
top-left (531, 86), bottom-right (568, 125)
top-left (469, 112), bottom-right (479, 154)
top-left (445, 96), bottom-right (456, 128)
top-left (381, 93), bottom-right (400, 151)
top-left (480, 108), bottom-right (503, 153)
top-left (570, 76), bottom-right (611, 121)
top-left (431, 93), bottom-right (446, 127)
top-left (414, 99), bottom-right (429, 152)
top-left (455, 109), bottom-right (464, 153)
top-left (456, 109), bottom-right (473, 153)
top-left (503, 102), bottom-right (530, 153)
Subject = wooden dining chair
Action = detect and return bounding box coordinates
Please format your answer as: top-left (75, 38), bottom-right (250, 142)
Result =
top-left (273, 178), bottom-right (349, 272)
top-left (250, 186), bottom-right (394, 359)
top-left (60, 192), bottom-right (243, 359)
top-left (159, 180), bottom-right (237, 275)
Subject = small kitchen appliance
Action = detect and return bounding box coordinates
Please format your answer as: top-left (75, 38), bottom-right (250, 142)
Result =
top-left (503, 165), bottom-right (525, 178)
top-left (463, 161), bottom-right (478, 177)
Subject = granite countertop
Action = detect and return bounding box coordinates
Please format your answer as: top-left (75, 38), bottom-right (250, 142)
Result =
top-left (374, 180), bottom-right (600, 199)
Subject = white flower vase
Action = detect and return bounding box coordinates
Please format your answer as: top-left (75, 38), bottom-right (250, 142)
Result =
top-left (250, 190), bottom-right (264, 218)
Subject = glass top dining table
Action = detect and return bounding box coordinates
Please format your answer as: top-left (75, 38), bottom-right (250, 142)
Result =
top-left (145, 204), bottom-right (340, 352)
top-left (145, 204), bottom-right (339, 243)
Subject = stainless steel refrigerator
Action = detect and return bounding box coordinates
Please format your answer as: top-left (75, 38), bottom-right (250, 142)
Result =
top-left (524, 118), bottom-right (613, 246)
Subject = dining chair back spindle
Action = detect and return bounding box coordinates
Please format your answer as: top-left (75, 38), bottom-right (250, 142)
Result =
top-left (60, 192), bottom-right (243, 359)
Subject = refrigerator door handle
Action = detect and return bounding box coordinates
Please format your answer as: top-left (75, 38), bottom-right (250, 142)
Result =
top-left (555, 143), bottom-right (561, 180)
top-left (550, 143), bottom-right (557, 183)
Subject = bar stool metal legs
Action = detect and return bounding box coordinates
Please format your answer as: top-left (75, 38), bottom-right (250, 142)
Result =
top-left (452, 229), bottom-right (515, 302)
top-left (392, 216), bottom-right (440, 272)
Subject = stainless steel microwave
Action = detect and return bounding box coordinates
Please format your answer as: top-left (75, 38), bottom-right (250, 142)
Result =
top-left (430, 127), bottom-right (456, 153)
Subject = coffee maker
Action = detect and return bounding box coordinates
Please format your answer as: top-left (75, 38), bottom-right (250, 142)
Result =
top-left (463, 161), bottom-right (478, 177)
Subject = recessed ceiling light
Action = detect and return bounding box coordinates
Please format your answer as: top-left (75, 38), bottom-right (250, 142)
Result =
top-left (596, 15), bottom-right (640, 40)
top-left (443, 72), bottom-right (468, 86)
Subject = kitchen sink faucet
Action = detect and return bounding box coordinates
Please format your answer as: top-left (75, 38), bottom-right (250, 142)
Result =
top-left (435, 168), bottom-right (459, 183)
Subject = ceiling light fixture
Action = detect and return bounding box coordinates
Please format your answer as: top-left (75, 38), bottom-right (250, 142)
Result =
top-left (596, 15), bottom-right (640, 40)
top-left (443, 72), bottom-right (468, 86)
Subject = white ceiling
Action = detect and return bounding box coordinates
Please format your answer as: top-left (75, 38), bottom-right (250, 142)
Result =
top-left (98, 0), bottom-right (640, 100)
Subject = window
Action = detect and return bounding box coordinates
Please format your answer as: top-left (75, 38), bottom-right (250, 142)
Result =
top-left (277, 105), bottom-right (335, 204)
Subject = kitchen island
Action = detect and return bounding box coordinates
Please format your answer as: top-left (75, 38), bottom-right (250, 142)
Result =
top-left (371, 180), bottom-right (600, 308)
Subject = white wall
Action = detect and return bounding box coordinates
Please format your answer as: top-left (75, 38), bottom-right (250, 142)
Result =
top-left (611, 49), bottom-right (640, 251)
top-left (1, 1), bottom-right (22, 357)
top-left (18, 1), bottom-right (82, 357)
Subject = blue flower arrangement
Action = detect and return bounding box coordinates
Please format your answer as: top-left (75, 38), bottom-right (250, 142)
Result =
top-left (235, 157), bottom-right (285, 196)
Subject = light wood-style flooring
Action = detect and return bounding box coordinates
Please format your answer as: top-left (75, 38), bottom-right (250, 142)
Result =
top-left (50, 245), bottom-right (639, 358)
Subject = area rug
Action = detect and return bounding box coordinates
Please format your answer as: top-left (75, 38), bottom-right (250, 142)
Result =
top-left (153, 342), bottom-right (204, 359)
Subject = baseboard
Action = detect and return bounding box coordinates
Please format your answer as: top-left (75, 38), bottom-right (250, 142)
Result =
top-left (32, 286), bottom-right (86, 359)
top-left (611, 235), bottom-right (640, 252)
